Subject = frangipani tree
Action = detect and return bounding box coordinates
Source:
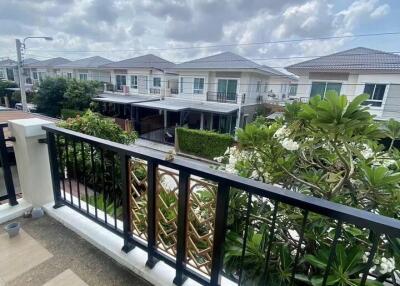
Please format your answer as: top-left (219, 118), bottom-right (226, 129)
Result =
top-left (216, 92), bottom-right (400, 285)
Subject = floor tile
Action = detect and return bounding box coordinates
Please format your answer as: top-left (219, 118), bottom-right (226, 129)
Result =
top-left (43, 269), bottom-right (88, 286)
top-left (0, 229), bottom-right (53, 282)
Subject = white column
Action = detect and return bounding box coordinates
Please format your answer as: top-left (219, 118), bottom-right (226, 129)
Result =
top-left (8, 118), bottom-right (56, 207)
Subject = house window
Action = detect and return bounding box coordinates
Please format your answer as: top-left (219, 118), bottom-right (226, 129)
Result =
top-left (153, 77), bottom-right (161, 87)
top-left (362, 84), bottom-right (386, 107)
top-left (0, 70), bottom-right (4, 79)
top-left (180, 77), bottom-right (183, 93)
top-left (116, 75), bottom-right (126, 91)
top-left (289, 84), bottom-right (298, 96)
top-left (193, 78), bottom-right (204, 94)
top-left (79, 73), bottom-right (88, 81)
top-left (67, 72), bottom-right (72, 79)
top-left (264, 83), bottom-right (269, 93)
top-left (310, 82), bottom-right (342, 98)
top-left (130, 75), bottom-right (138, 89)
top-left (256, 81), bottom-right (262, 93)
top-left (32, 71), bottom-right (38, 80)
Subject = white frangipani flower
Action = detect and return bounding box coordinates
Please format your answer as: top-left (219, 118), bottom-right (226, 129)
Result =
top-left (361, 144), bottom-right (374, 159)
top-left (379, 257), bottom-right (396, 274)
top-left (281, 138), bottom-right (300, 151)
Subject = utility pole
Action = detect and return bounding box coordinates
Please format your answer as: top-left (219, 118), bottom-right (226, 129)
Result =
top-left (15, 39), bottom-right (28, 112)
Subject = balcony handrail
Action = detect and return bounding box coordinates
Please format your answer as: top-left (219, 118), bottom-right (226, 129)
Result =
top-left (43, 124), bottom-right (400, 286)
top-left (42, 124), bottom-right (400, 237)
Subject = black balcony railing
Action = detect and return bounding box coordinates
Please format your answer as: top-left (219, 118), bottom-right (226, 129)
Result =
top-left (43, 125), bottom-right (400, 286)
top-left (0, 123), bottom-right (18, 205)
top-left (207, 92), bottom-right (237, 103)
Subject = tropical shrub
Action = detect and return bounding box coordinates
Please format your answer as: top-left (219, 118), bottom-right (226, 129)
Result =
top-left (34, 77), bottom-right (68, 117)
top-left (57, 111), bottom-right (137, 218)
top-left (216, 92), bottom-right (400, 285)
top-left (176, 127), bottom-right (234, 160)
top-left (61, 108), bottom-right (86, 120)
top-left (63, 79), bottom-right (102, 111)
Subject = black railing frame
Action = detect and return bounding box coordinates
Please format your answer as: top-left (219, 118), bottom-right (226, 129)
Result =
top-left (0, 122), bottom-right (18, 206)
top-left (43, 124), bottom-right (400, 286)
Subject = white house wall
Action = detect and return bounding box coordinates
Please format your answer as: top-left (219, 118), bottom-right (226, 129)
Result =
top-left (294, 72), bottom-right (400, 118)
top-left (110, 69), bottom-right (173, 96)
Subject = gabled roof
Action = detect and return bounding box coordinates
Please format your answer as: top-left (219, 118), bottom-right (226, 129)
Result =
top-left (101, 54), bottom-right (174, 70)
top-left (56, 56), bottom-right (113, 69)
top-left (0, 59), bottom-right (17, 67)
top-left (286, 47), bottom-right (400, 73)
top-left (26, 57), bottom-right (71, 68)
top-left (23, 58), bottom-right (39, 65)
top-left (173, 51), bottom-right (296, 79)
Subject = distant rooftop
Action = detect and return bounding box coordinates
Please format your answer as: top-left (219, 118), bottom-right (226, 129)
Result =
top-left (25, 57), bottom-right (71, 68)
top-left (286, 47), bottom-right (400, 73)
top-left (102, 54), bottom-right (174, 70)
top-left (56, 56), bottom-right (113, 69)
top-left (23, 58), bottom-right (39, 65)
top-left (0, 59), bottom-right (17, 67)
top-left (173, 51), bottom-right (297, 79)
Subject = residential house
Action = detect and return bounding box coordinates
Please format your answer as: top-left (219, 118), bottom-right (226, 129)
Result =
top-left (170, 51), bottom-right (297, 130)
top-left (101, 54), bottom-right (176, 96)
top-left (55, 56), bottom-right (113, 83)
top-left (22, 58), bottom-right (40, 85)
top-left (286, 47), bottom-right (400, 120)
top-left (0, 59), bottom-right (18, 83)
top-left (94, 52), bottom-right (297, 143)
top-left (25, 57), bottom-right (71, 84)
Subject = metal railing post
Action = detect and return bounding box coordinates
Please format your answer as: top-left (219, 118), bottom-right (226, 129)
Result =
top-left (46, 131), bottom-right (63, 208)
top-left (146, 160), bottom-right (159, 268)
top-left (121, 153), bottom-right (135, 253)
top-left (0, 124), bottom-right (17, 206)
top-left (173, 170), bottom-right (190, 285)
top-left (210, 182), bottom-right (230, 286)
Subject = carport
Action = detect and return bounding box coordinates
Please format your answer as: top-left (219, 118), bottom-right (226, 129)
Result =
top-left (131, 98), bottom-right (238, 144)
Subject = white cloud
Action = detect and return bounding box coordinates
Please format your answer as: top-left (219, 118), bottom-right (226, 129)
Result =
top-left (370, 3), bottom-right (390, 18)
top-left (0, 0), bottom-right (394, 67)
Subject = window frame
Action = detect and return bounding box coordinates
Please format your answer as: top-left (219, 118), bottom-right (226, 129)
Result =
top-left (153, 77), bottom-right (161, 88)
top-left (67, 72), bottom-right (72, 79)
top-left (310, 81), bottom-right (342, 98)
top-left (193, 77), bottom-right (205, 94)
top-left (79, 73), bottom-right (88, 81)
top-left (362, 83), bottom-right (387, 108)
top-left (130, 75), bottom-right (138, 89)
top-left (115, 74), bottom-right (127, 91)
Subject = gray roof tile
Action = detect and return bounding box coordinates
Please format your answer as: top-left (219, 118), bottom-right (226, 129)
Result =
top-left (101, 54), bottom-right (174, 70)
top-left (286, 47), bottom-right (400, 72)
top-left (26, 57), bottom-right (71, 68)
top-left (56, 56), bottom-right (113, 68)
top-left (173, 51), bottom-right (296, 79)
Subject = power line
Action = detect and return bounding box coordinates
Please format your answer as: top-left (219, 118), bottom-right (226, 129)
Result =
top-left (25, 31), bottom-right (400, 53)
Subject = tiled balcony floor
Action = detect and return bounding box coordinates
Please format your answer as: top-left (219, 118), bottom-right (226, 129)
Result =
top-left (0, 215), bottom-right (152, 286)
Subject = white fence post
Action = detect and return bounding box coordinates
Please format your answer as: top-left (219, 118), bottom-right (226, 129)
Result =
top-left (8, 118), bottom-right (56, 207)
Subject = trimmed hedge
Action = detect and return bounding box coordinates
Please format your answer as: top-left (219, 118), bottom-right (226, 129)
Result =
top-left (61, 108), bottom-right (86, 119)
top-left (176, 127), bottom-right (234, 160)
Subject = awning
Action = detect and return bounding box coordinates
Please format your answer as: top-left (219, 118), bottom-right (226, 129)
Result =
top-left (93, 93), bottom-right (160, 104)
top-left (132, 98), bottom-right (238, 114)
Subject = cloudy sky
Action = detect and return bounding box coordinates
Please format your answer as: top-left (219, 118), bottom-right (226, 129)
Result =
top-left (0, 0), bottom-right (399, 72)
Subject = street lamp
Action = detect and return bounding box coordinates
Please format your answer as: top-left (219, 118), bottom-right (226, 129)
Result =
top-left (16, 36), bottom-right (53, 112)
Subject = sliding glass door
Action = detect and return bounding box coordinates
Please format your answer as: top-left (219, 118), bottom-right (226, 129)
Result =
top-left (217, 79), bottom-right (238, 101)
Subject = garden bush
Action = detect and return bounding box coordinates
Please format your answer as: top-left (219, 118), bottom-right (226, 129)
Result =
top-left (60, 108), bottom-right (86, 119)
top-left (176, 127), bottom-right (234, 160)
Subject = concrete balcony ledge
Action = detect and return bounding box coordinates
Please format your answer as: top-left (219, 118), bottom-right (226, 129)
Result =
top-left (43, 201), bottom-right (236, 286)
top-left (0, 198), bottom-right (32, 224)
